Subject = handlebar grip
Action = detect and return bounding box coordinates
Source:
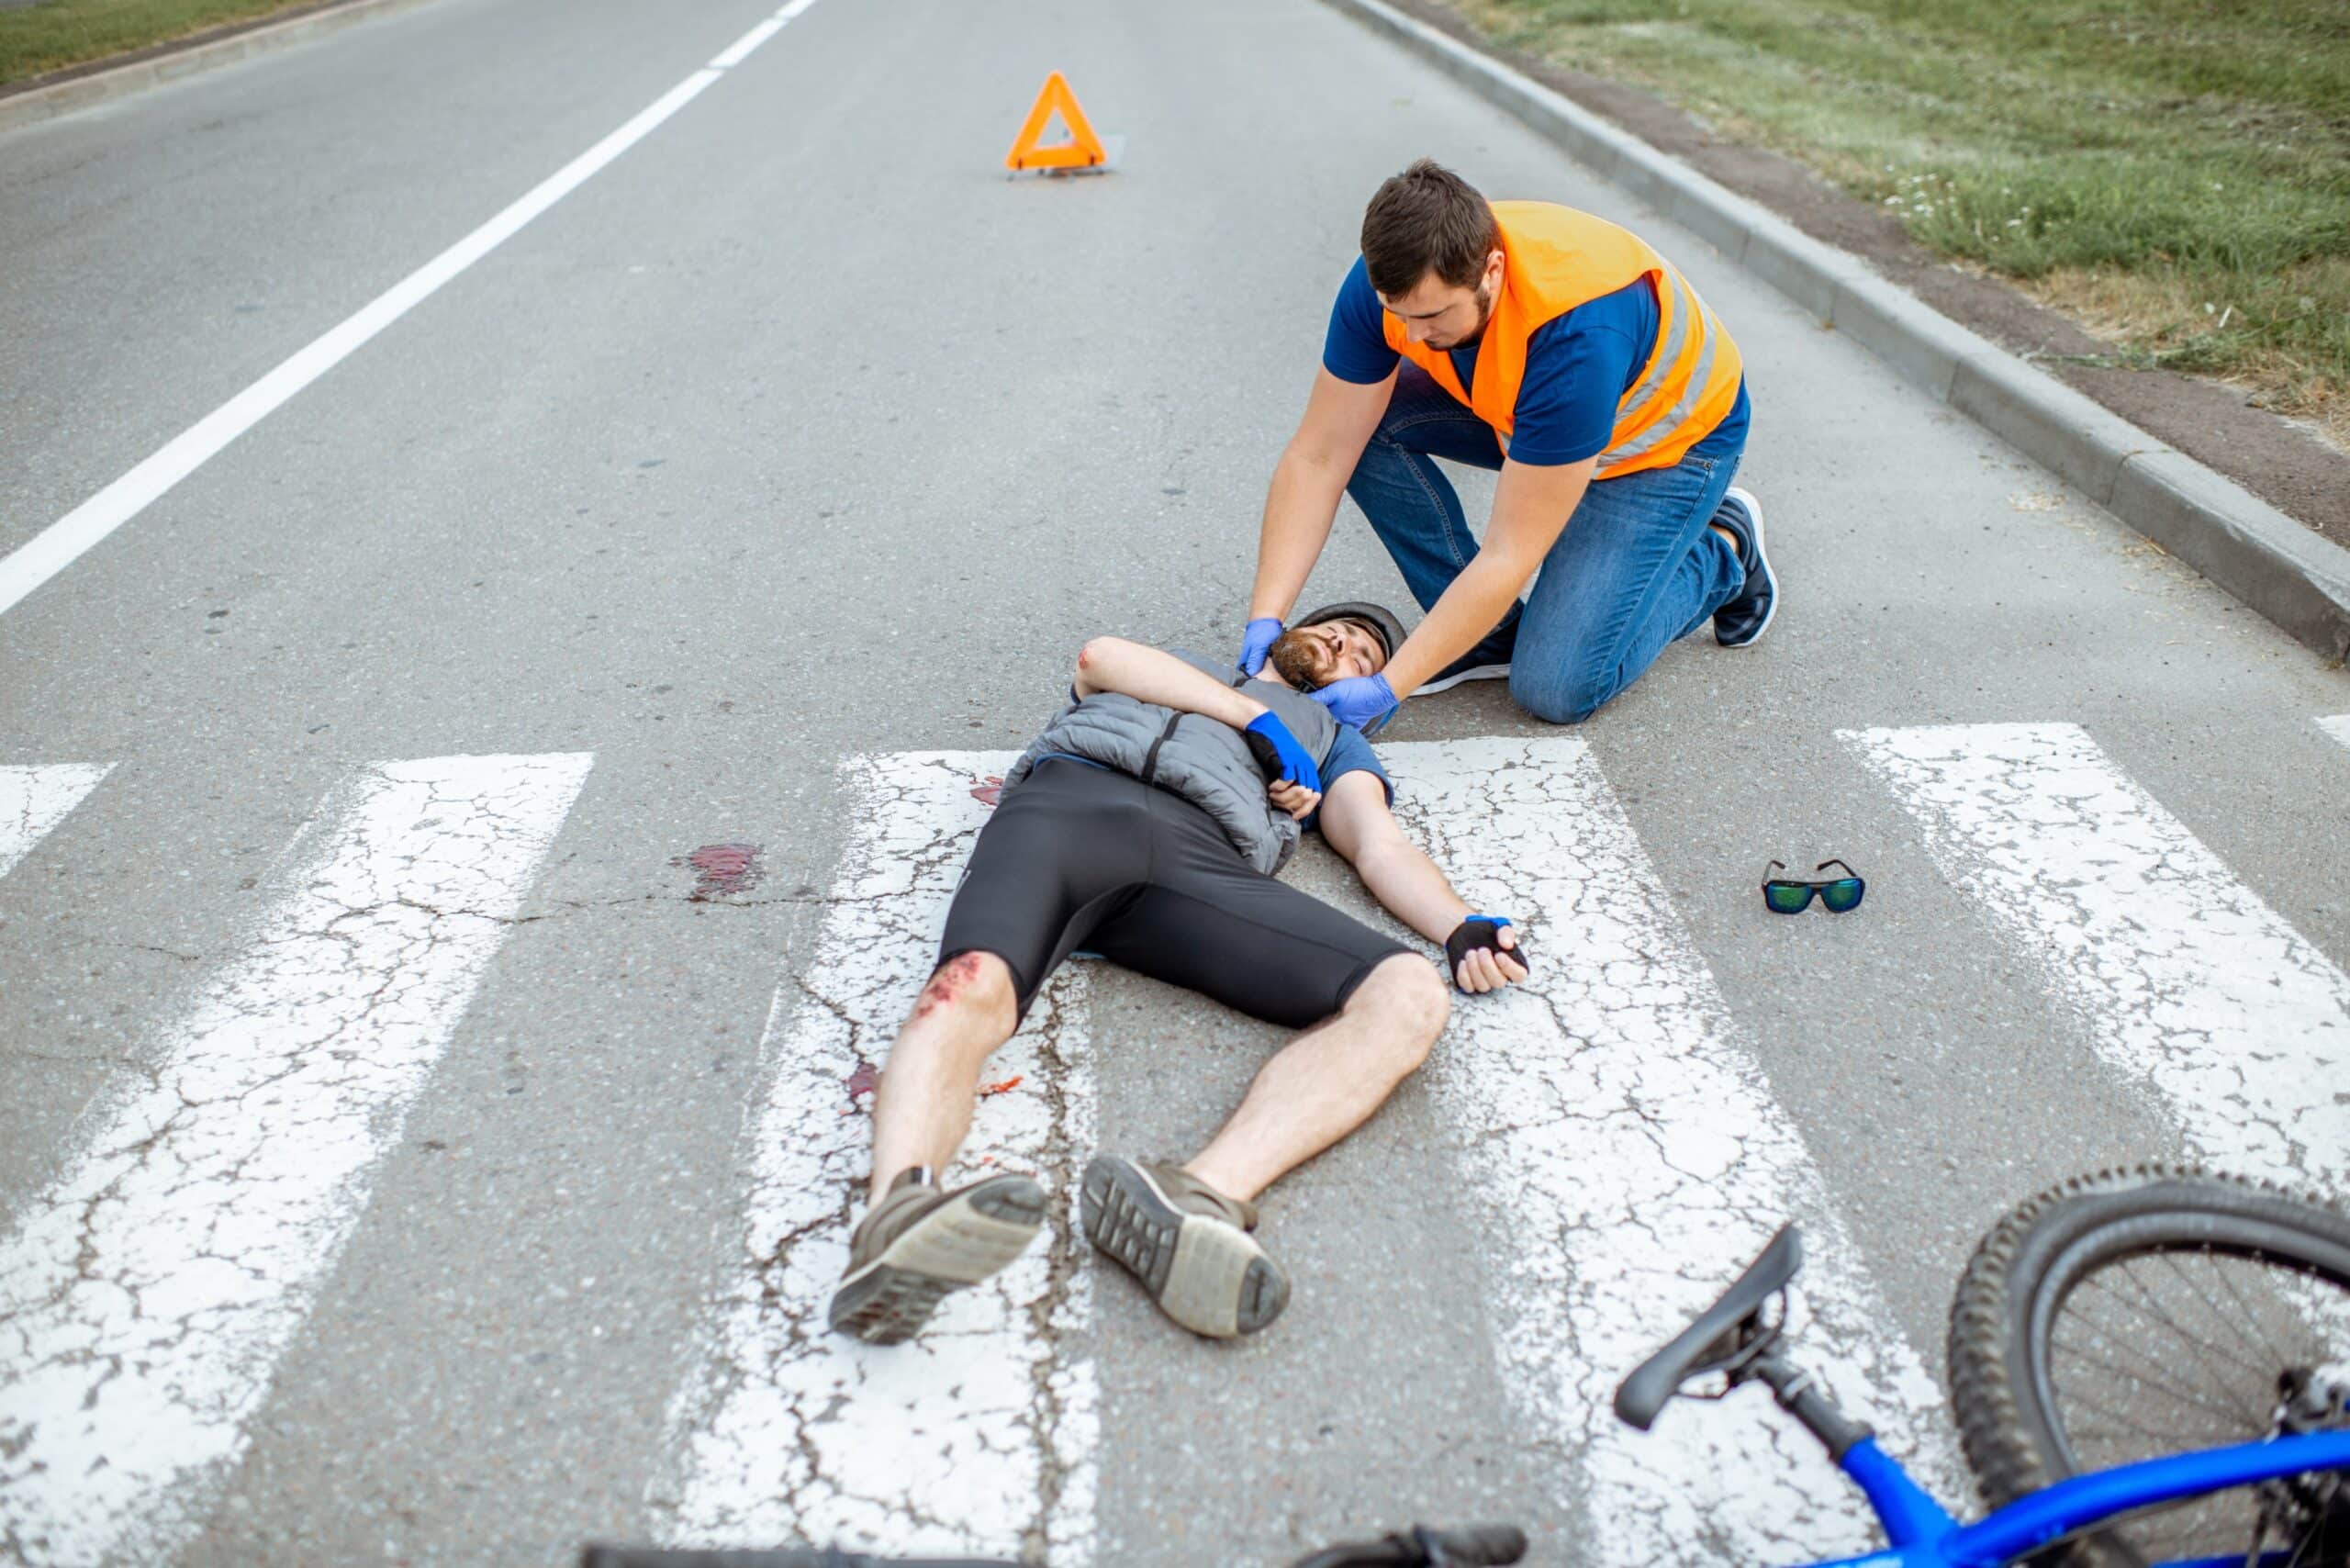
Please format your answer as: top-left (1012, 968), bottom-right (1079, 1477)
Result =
top-left (1419, 1524), bottom-right (1528, 1565)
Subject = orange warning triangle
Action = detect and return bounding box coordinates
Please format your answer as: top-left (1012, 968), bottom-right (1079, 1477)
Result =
top-left (1005, 72), bottom-right (1108, 172)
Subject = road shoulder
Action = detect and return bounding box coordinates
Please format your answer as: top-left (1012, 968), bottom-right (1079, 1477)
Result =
top-left (0, 0), bottom-right (447, 134)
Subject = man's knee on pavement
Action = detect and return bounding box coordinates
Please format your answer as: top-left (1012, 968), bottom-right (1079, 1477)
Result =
top-left (1346, 953), bottom-right (1449, 1075)
top-left (1507, 664), bottom-right (1613, 727)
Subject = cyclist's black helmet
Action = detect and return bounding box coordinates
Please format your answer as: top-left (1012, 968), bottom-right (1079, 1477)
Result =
top-left (1293, 600), bottom-right (1408, 666)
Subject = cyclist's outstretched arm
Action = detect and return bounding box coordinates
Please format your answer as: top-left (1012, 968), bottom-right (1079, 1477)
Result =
top-left (1318, 772), bottom-right (1527, 991)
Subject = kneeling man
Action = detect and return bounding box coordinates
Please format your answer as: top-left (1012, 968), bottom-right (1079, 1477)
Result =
top-left (827, 606), bottom-right (1528, 1345)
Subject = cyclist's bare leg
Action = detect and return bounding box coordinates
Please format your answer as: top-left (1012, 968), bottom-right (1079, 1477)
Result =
top-left (866, 950), bottom-right (1019, 1203)
top-left (1182, 952), bottom-right (1448, 1203)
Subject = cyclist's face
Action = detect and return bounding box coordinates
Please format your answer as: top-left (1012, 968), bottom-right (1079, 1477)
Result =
top-left (1268, 619), bottom-right (1386, 689)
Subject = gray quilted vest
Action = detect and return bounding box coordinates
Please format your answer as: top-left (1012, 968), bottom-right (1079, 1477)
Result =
top-left (1004, 649), bottom-right (1341, 875)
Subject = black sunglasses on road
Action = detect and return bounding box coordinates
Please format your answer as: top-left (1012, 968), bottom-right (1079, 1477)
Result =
top-left (1762, 858), bottom-right (1865, 914)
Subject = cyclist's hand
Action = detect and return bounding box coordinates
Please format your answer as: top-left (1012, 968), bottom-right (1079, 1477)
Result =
top-left (1268, 778), bottom-right (1322, 821)
top-left (1244, 711), bottom-right (1324, 794)
top-left (1448, 916), bottom-right (1528, 993)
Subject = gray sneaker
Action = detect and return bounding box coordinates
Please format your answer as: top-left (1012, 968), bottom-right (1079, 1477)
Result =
top-left (1080, 1155), bottom-right (1290, 1338)
top-left (826, 1167), bottom-right (1046, 1345)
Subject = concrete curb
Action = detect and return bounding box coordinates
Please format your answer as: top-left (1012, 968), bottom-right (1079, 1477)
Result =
top-left (1323, 0), bottom-right (2350, 664)
top-left (0, 0), bottom-right (447, 136)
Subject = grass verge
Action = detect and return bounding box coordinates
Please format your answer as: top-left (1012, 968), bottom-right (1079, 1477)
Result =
top-left (1, 0), bottom-right (329, 89)
top-left (1449, 0), bottom-right (2350, 443)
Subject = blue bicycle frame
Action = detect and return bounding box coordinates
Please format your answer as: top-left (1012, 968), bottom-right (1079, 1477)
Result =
top-left (1805, 1428), bottom-right (2350, 1567)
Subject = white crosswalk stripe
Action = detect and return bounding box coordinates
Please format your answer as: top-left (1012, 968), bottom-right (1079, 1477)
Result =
top-left (1382, 738), bottom-right (1963, 1566)
top-left (2322, 713), bottom-right (2350, 752)
top-left (0, 764), bottom-right (111, 881)
top-left (0, 753), bottom-right (592, 1568)
top-left (1845, 722), bottom-right (2350, 1195)
top-left (647, 752), bottom-right (1097, 1561)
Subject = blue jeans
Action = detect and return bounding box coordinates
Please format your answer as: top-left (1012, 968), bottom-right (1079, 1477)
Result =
top-left (1347, 364), bottom-right (1749, 724)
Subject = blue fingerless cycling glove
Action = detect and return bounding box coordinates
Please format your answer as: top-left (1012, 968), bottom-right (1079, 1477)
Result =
top-left (1446, 915), bottom-right (1528, 989)
top-left (1243, 711), bottom-right (1324, 794)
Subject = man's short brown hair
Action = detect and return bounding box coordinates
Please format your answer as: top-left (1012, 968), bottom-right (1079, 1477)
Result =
top-left (1360, 159), bottom-right (1499, 297)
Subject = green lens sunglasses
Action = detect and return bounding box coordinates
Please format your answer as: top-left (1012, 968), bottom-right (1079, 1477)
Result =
top-left (1762, 858), bottom-right (1866, 914)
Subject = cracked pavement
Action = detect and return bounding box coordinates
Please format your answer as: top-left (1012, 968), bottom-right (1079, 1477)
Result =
top-left (1382, 740), bottom-right (1963, 1565)
top-left (0, 755), bottom-right (590, 1565)
top-left (1844, 722), bottom-right (2350, 1198)
top-left (644, 754), bottom-right (1096, 1562)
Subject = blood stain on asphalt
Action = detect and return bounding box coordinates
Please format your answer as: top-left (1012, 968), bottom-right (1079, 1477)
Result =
top-left (970, 777), bottom-right (1003, 807)
top-left (846, 1058), bottom-right (880, 1107)
top-left (676, 843), bottom-right (762, 900)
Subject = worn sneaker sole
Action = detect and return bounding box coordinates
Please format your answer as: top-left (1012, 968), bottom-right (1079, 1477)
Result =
top-left (1414, 662), bottom-right (1511, 695)
top-left (826, 1173), bottom-right (1046, 1346)
top-left (1080, 1156), bottom-right (1289, 1338)
top-left (1714, 486), bottom-right (1778, 648)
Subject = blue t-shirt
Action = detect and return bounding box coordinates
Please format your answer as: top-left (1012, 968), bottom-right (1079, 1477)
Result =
top-left (1318, 723), bottom-right (1392, 807)
top-left (1321, 255), bottom-right (1747, 466)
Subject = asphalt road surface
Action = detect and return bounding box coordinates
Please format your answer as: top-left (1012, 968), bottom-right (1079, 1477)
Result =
top-left (4, 0), bottom-right (2349, 1563)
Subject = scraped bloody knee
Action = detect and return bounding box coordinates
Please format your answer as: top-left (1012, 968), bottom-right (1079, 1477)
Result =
top-left (911, 950), bottom-right (1011, 1024)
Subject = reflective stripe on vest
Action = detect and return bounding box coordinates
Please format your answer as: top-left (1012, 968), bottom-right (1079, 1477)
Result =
top-left (1381, 201), bottom-right (1743, 480)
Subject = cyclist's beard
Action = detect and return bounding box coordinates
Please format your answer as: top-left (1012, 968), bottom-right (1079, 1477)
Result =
top-left (1266, 629), bottom-right (1337, 690)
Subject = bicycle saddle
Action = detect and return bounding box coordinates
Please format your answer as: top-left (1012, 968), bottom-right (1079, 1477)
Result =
top-left (1613, 1225), bottom-right (1803, 1431)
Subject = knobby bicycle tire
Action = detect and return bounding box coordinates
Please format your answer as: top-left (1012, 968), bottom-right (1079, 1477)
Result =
top-left (1946, 1164), bottom-right (2350, 1568)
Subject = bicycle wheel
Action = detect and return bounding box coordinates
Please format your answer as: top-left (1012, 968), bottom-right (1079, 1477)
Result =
top-left (1949, 1166), bottom-right (2350, 1567)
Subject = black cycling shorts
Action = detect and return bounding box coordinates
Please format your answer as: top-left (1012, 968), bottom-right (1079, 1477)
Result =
top-left (938, 757), bottom-right (1413, 1028)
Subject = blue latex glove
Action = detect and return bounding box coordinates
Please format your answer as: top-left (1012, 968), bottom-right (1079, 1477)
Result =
top-left (1310, 671), bottom-right (1399, 734)
top-left (1243, 711), bottom-right (1323, 795)
top-left (1237, 617), bottom-right (1283, 677)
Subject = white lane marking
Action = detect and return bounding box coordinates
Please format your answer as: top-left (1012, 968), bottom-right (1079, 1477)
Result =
top-left (1846, 722), bottom-right (2350, 1193)
top-left (1382, 738), bottom-right (1962, 1564)
top-left (0, 753), bottom-right (591, 1567)
top-left (2322, 714), bottom-right (2350, 752)
top-left (650, 753), bottom-right (1095, 1561)
top-left (0, 0), bottom-right (821, 622)
top-left (0, 765), bottom-right (111, 880)
top-left (710, 17), bottom-right (784, 68)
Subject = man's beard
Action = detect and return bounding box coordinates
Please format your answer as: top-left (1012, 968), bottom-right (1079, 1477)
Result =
top-left (1433, 281), bottom-right (1494, 351)
top-left (1265, 627), bottom-right (1336, 690)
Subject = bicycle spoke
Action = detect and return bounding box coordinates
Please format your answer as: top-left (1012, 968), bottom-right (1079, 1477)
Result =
top-left (2205, 1249), bottom-right (2304, 1381)
top-left (2062, 1271), bottom-right (2249, 1406)
top-left (2102, 1258), bottom-right (2276, 1427)
top-left (2051, 1388), bottom-right (2230, 1449)
top-left (2077, 1269), bottom-right (2255, 1419)
top-left (1953, 1176), bottom-right (2350, 1568)
top-left (2049, 1338), bottom-right (2252, 1431)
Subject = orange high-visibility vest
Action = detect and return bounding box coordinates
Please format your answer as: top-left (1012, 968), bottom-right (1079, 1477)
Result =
top-left (1382, 201), bottom-right (1743, 479)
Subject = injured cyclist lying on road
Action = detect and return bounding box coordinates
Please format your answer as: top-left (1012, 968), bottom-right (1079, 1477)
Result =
top-left (826, 604), bottom-right (1529, 1347)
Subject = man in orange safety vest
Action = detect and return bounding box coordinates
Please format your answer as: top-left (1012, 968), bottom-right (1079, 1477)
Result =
top-left (1237, 159), bottom-right (1774, 732)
